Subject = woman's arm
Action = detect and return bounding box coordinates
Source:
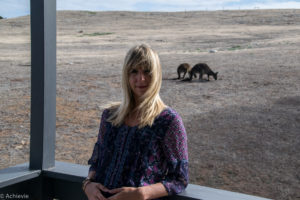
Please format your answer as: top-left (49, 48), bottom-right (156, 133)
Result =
top-left (161, 111), bottom-right (189, 195)
top-left (88, 109), bottom-right (109, 172)
top-left (88, 170), bottom-right (96, 179)
top-left (108, 183), bottom-right (168, 200)
top-left (85, 109), bottom-right (110, 200)
top-left (139, 183), bottom-right (168, 199)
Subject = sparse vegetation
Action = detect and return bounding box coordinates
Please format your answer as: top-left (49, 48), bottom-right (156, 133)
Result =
top-left (227, 45), bottom-right (253, 51)
top-left (196, 48), bottom-right (206, 52)
top-left (86, 11), bottom-right (97, 15)
top-left (81, 32), bottom-right (114, 37)
top-left (228, 45), bottom-right (242, 51)
top-left (0, 16), bottom-right (3, 19)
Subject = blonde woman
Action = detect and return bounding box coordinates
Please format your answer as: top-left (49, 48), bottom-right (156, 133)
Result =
top-left (83, 44), bottom-right (188, 200)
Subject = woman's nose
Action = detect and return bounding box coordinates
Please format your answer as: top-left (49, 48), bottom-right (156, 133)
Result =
top-left (137, 71), bottom-right (146, 81)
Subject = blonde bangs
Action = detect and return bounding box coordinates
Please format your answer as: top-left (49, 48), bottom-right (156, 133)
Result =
top-left (126, 53), bottom-right (153, 75)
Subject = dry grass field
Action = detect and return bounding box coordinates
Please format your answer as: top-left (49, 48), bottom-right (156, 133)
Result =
top-left (0, 9), bottom-right (300, 199)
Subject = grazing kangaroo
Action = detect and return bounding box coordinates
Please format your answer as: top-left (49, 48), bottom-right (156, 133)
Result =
top-left (177, 63), bottom-right (196, 79)
top-left (189, 63), bottom-right (218, 81)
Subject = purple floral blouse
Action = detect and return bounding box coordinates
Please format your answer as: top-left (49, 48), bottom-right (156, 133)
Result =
top-left (88, 107), bottom-right (188, 197)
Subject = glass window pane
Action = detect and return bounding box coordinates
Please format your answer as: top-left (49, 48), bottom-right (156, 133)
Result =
top-left (56, 9), bottom-right (124, 165)
top-left (0, 1), bottom-right (31, 169)
top-left (55, 3), bottom-right (300, 199)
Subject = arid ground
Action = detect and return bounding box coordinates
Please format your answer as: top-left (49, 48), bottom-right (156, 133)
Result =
top-left (0, 9), bottom-right (300, 199)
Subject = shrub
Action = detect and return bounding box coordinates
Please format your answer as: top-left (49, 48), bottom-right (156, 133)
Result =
top-left (82, 32), bottom-right (114, 37)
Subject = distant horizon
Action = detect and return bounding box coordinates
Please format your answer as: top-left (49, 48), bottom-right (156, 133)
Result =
top-left (2, 8), bottom-right (300, 19)
top-left (1, 0), bottom-right (300, 19)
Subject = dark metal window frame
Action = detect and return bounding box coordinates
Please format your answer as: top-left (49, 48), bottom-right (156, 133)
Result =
top-left (30, 0), bottom-right (56, 171)
top-left (0, 1), bottom-right (270, 199)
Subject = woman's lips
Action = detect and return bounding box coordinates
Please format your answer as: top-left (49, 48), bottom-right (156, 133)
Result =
top-left (137, 86), bottom-right (147, 89)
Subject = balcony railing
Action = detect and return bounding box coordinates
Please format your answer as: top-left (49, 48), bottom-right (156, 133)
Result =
top-left (0, 161), bottom-right (270, 200)
top-left (0, 1), bottom-right (271, 199)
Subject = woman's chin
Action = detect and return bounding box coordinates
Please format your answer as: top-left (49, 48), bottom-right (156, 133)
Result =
top-left (133, 90), bottom-right (147, 99)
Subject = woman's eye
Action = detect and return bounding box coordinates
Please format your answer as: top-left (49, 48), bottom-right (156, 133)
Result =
top-left (130, 69), bottom-right (138, 74)
top-left (144, 70), bottom-right (150, 74)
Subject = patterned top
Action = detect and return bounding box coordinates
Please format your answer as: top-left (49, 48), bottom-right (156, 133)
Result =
top-left (88, 107), bottom-right (188, 198)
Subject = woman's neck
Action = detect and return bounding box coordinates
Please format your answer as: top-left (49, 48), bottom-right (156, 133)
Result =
top-left (125, 110), bottom-right (140, 127)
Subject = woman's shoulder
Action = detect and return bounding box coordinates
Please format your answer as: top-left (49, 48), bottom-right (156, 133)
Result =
top-left (102, 103), bottom-right (120, 119)
top-left (152, 107), bottom-right (185, 137)
top-left (156, 106), bottom-right (182, 123)
top-left (102, 108), bottom-right (110, 119)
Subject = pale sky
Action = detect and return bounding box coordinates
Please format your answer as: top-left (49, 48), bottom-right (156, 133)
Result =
top-left (1, 0), bottom-right (300, 18)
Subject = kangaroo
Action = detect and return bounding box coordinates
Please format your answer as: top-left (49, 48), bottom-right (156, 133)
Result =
top-left (177, 63), bottom-right (196, 79)
top-left (189, 63), bottom-right (218, 81)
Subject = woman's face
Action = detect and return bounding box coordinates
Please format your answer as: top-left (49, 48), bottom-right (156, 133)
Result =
top-left (129, 67), bottom-right (151, 101)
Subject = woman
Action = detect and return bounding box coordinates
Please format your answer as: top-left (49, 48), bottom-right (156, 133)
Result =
top-left (83, 44), bottom-right (188, 200)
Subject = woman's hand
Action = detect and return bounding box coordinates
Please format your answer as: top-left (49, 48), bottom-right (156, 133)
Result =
top-left (107, 187), bottom-right (145, 200)
top-left (85, 182), bottom-right (110, 200)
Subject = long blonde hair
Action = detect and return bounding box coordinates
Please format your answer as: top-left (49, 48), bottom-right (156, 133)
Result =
top-left (107, 44), bottom-right (166, 128)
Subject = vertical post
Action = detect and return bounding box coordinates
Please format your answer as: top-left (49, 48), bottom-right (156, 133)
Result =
top-left (30, 0), bottom-right (56, 170)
